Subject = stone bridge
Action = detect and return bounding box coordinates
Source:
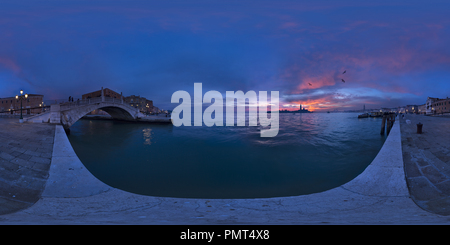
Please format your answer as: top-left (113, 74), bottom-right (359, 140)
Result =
top-left (24, 96), bottom-right (145, 129)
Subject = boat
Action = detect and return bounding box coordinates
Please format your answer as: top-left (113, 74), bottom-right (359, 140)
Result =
top-left (369, 111), bottom-right (383, 117)
top-left (358, 113), bottom-right (369, 118)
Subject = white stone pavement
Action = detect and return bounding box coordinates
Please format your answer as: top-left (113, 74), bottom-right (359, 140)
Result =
top-left (1, 119), bottom-right (449, 224)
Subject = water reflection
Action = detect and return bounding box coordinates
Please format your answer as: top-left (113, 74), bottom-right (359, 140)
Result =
top-left (68, 113), bottom-right (387, 199)
top-left (142, 128), bottom-right (153, 145)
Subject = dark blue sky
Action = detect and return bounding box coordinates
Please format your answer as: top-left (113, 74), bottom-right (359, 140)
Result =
top-left (1, 0), bottom-right (449, 111)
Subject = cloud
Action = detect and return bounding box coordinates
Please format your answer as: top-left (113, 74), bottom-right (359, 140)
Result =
top-left (0, 57), bottom-right (20, 73)
top-left (1, 0), bottom-right (449, 110)
top-left (0, 56), bottom-right (35, 87)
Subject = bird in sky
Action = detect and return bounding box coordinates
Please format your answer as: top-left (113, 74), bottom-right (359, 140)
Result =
top-left (343, 70), bottom-right (346, 74)
top-left (308, 83), bottom-right (312, 86)
top-left (341, 79), bottom-right (345, 83)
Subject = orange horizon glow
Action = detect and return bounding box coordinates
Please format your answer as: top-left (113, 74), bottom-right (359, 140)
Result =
top-left (281, 96), bottom-right (340, 112)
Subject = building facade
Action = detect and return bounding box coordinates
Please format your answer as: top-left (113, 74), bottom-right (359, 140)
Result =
top-left (152, 106), bottom-right (161, 114)
top-left (418, 104), bottom-right (426, 114)
top-left (81, 87), bottom-right (123, 115)
top-left (123, 95), bottom-right (154, 114)
top-left (426, 97), bottom-right (439, 115)
top-left (381, 107), bottom-right (398, 113)
top-left (0, 94), bottom-right (44, 115)
top-left (405, 105), bottom-right (418, 114)
top-left (431, 98), bottom-right (450, 115)
top-left (81, 87), bottom-right (122, 100)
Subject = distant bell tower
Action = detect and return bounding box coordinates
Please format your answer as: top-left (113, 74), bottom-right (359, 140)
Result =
top-left (300, 104), bottom-right (302, 110)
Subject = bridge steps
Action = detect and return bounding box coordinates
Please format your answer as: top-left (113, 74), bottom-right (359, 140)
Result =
top-left (23, 111), bottom-right (52, 123)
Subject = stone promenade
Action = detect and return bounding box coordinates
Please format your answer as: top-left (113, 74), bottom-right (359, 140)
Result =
top-left (0, 117), bottom-right (55, 215)
top-left (1, 116), bottom-right (449, 224)
top-left (400, 114), bottom-right (450, 215)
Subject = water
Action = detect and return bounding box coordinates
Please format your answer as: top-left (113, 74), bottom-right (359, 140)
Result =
top-left (67, 113), bottom-right (387, 199)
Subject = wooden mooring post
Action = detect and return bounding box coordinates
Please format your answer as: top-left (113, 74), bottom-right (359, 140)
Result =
top-left (381, 113), bottom-right (396, 136)
top-left (386, 113), bottom-right (395, 135)
top-left (380, 113), bottom-right (387, 135)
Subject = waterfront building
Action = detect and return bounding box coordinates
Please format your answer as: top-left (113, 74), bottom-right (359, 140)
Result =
top-left (82, 87), bottom-right (122, 100)
top-left (369, 109), bottom-right (383, 117)
top-left (418, 104), bottom-right (426, 114)
top-left (152, 106), bottom-right (160, 114)
top-left (431, 97), bottom-right (450, 115)
top-left (82, 87), bottom-right (123, 115)
top-left (426, 97), bottom-right (439, 115)
top-left (124, 95), bottom-right (154, 114)
top-left (405, 105), bottom-right (418, 114)
top-left (0, 94), bottom-right (44, 115)
top-left (279, 104), bottom-right (312, 113)
top-left (381, 108), bottom-right (397, 113)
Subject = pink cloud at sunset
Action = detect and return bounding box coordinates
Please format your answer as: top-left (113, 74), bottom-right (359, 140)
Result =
top-left (0, 57), bottom-right (20, 73)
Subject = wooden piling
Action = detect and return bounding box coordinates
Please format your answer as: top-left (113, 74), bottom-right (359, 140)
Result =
top-left (381, 114), bottom-right (386, 135)
top-left (386, 113), bottom-right (396, 136)
top-left (387, 118), bottom-right (391, 135)
top-left (387, 115), bottom-right (392, 135)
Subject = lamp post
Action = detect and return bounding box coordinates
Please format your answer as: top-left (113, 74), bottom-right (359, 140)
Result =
top-left (15, 90), bottom-right (28, 123)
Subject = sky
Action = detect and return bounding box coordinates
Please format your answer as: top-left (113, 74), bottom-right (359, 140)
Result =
top-left (0, 0), bottom-right (449, 112)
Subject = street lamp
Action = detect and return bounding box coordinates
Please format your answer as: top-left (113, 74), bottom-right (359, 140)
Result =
top-left (15, 89), bottom-right (28, 123)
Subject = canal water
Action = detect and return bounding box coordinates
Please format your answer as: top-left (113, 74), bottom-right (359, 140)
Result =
top-left (67, 113), bottom-right (387, 199)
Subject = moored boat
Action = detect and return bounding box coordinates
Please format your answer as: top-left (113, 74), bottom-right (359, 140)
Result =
top-left (358, 113), bottom-right (369, 118)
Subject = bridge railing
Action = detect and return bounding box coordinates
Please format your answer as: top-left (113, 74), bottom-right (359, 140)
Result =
top-left (103, 97), bottom-right (122, 104)
top-left (60, 98), bottom-right (99, 110)
top-left (58, 97), bottom-right (139, 113)
top-left (45, 97), bottom-right (122, 106)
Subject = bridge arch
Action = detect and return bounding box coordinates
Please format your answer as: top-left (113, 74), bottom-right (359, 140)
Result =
top-left (60, 102), bottom-right (143, 129)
